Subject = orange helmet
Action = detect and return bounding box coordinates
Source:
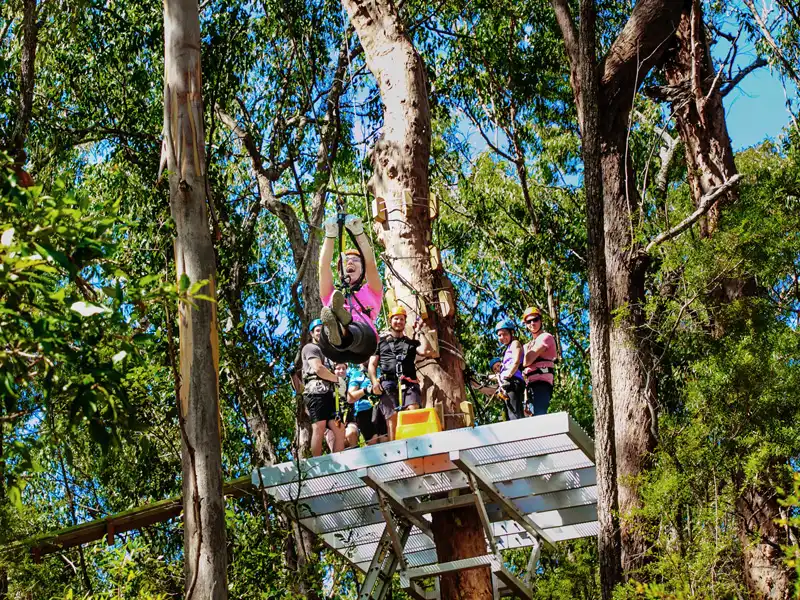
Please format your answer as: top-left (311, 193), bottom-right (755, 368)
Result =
top-left (343, 249), bottom-right (362, 259)
top-left (522, 306), bottom-right (542, 321)
top-left (388, 305), bottom-right (407, 319)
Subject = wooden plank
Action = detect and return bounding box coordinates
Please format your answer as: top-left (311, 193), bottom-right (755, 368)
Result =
top-left (4, 476), bottom-right (253, 558)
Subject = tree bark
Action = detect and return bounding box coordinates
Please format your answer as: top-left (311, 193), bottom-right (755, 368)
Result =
top-left (661, 0), bottom-right (738, 236)
top-left (578, 0), bottom-right (623, 596)
top-left (551, 0), bottom-right (685, 576)
top-left (660, 7), bottom-right (789, 592)
top-left (162, 1), bottom-right (227, 598)
top-left (0, 422), bottom-right (7, 600)
top-left (735, 483), bottom-right (792, 599)
top-left (340, 0), bottom-right (492, 597)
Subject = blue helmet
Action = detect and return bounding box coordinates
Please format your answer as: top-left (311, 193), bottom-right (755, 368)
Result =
top-left (309, 318), bottom-right (323, 332)
top-left (489, 357), bottom-right (502, 370)
top-left (495, 319), bottom-right (516, 333)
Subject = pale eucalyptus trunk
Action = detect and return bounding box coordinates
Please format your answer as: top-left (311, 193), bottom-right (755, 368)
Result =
top-left (163, 0), bottom-right (227, 597)
top-left (340, 0), bottom-right (492, 596)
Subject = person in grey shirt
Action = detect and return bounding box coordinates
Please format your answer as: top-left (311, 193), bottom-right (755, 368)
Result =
top-left (302, 319), bottom-right (346, 456)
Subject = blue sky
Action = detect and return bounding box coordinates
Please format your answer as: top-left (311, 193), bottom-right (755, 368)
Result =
top-left (724, 66), bottom-right (797, 150)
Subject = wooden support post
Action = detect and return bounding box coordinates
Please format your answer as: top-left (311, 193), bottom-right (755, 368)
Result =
top-left (459, 401), bottom-right (475, 427)
top-left (106, 520), bottom-right (115, 545)
top-left (438, 290), bottom-right (455, 318)
top-left (402, 189), bottom-right (413, 215)
top-left (427, 329), bottom-right (440, 358)
top-left (372, 196), bottom-right (387, 223)
top-left (416, 296), bottom-right (429, 320)
top-left (429, 245), bottom-right (441, 271)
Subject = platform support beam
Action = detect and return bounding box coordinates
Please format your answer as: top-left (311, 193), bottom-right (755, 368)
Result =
top-left (523, 538), bottom-right (541, 586)
top-left (359, 520), bottom-right (412, 600)
top-left (358, 468), bottom-right (434, 539)
top-left (466, 473), bottom-right (498, 555)
top-left (376, 491), bottom-right (408, 570)
top-left (400, 554), bottom-right (533, 600)
top-left (450, 450), bottom-right (555, 548)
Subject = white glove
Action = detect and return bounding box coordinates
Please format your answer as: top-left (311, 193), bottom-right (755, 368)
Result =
top-left (324, 216), bottom-right (339, 238)
top-left (336, 376), bottom-right (348, 398)
top-left (344, 214), bottom-right (364, 236)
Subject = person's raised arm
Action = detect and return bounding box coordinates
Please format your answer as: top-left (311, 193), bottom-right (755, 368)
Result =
top-left (319, 218), bottom-right (338, 299)
top-left (345, 215), bottom-right (381, 293)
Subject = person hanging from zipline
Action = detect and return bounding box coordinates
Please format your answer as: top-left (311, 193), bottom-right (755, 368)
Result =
top-left (301, 319), bottom-right (347, 457)
top-left (318, 212), bottom-right (383, 364)
top-left (494, 319), bottom-right (525, 420)
top-left (369, 305), bottom-right (434, 441)
top-left (521, 306), bottom-right (557, 417)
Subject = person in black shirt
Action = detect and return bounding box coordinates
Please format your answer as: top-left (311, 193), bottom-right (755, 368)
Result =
top-left (368, 305), bottom-right (433, 440)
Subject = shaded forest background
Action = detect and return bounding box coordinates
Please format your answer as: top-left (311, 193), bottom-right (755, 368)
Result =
top-left (1, 0), bottom-right (800, 598)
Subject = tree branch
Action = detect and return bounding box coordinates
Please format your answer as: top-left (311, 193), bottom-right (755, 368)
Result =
top-left (720, 57), bottom-right (768, 96)
top-left (600, 0), bottom-right (683, 108)
top-left (644, 174), bottom-right (742, 253)
top-left (743, 0), bottom-right (800, 87)
top-left (550, 0), bottom-right (579, 67)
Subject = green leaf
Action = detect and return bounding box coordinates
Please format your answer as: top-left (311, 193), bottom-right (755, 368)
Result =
top-left (179, 273), bottom-right (191, 292)
top-left (132, 333), bottom-right (153, 345)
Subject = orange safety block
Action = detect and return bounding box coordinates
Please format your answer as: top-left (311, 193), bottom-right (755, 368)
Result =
top-left (395, 407), bottom-right (443, 440)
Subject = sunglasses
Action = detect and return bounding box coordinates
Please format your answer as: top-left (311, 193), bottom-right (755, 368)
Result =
top-left (524, 317), bottom-right (542, 324)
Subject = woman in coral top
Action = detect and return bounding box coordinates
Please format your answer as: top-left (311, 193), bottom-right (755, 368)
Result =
top-left (521, 307), bottom-right (557, 417)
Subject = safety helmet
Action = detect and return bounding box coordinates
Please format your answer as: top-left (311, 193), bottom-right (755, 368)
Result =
top-left (343, 249), bottom-right (362, 259)
top-left (309, 318), bottom-right (323, 332)
top-left (522, 306), bottom-right (542, 321)
top-left (489, 357), bottom-right (502, 369)
top-left (495, 318), bottom-right (516, 333)
top-left (388, 305), bottom-right (407, 319)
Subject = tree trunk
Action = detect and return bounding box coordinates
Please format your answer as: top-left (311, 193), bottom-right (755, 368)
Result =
top-left (600, 127), bottom-right (657, 575)
top-left (736, 483), bottom-right (792, 599)
top-left (660, 7), bottom-right (789, 592)
top-left (578, 0), bottom-right (623, 596)
top-left (341, 0), bottom-right (492, 597)
top-left (0, 422), bottom-right (7, 600)
top-left (661, 0), bottom-right (738, 236)
top-left (551, 0), bottom-right (684, 577)
top-left (162, 1), bottom-right (227, 597)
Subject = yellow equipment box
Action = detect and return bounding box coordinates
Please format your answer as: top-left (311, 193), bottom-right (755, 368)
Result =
top-left (395, 407), bottom-right (443, 440)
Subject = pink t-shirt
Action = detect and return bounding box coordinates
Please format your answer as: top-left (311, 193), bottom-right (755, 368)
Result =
top-left (523, 332), bottom-right (556, 385)
top-left (322, 283), bottom-right (383, 335)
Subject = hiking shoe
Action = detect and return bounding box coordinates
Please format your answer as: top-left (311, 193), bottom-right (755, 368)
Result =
top-left (321, 307), bottom-right (342, 346)
top-left (330, 289), bottom-right (353, 326)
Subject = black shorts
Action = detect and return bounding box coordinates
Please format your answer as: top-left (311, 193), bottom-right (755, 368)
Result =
top-left (378, 380), bottom-right (422, 419)
top-left (304, 391), bottom-right (336, 423)
top-left (356, 407), bottom-right (387, 442)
